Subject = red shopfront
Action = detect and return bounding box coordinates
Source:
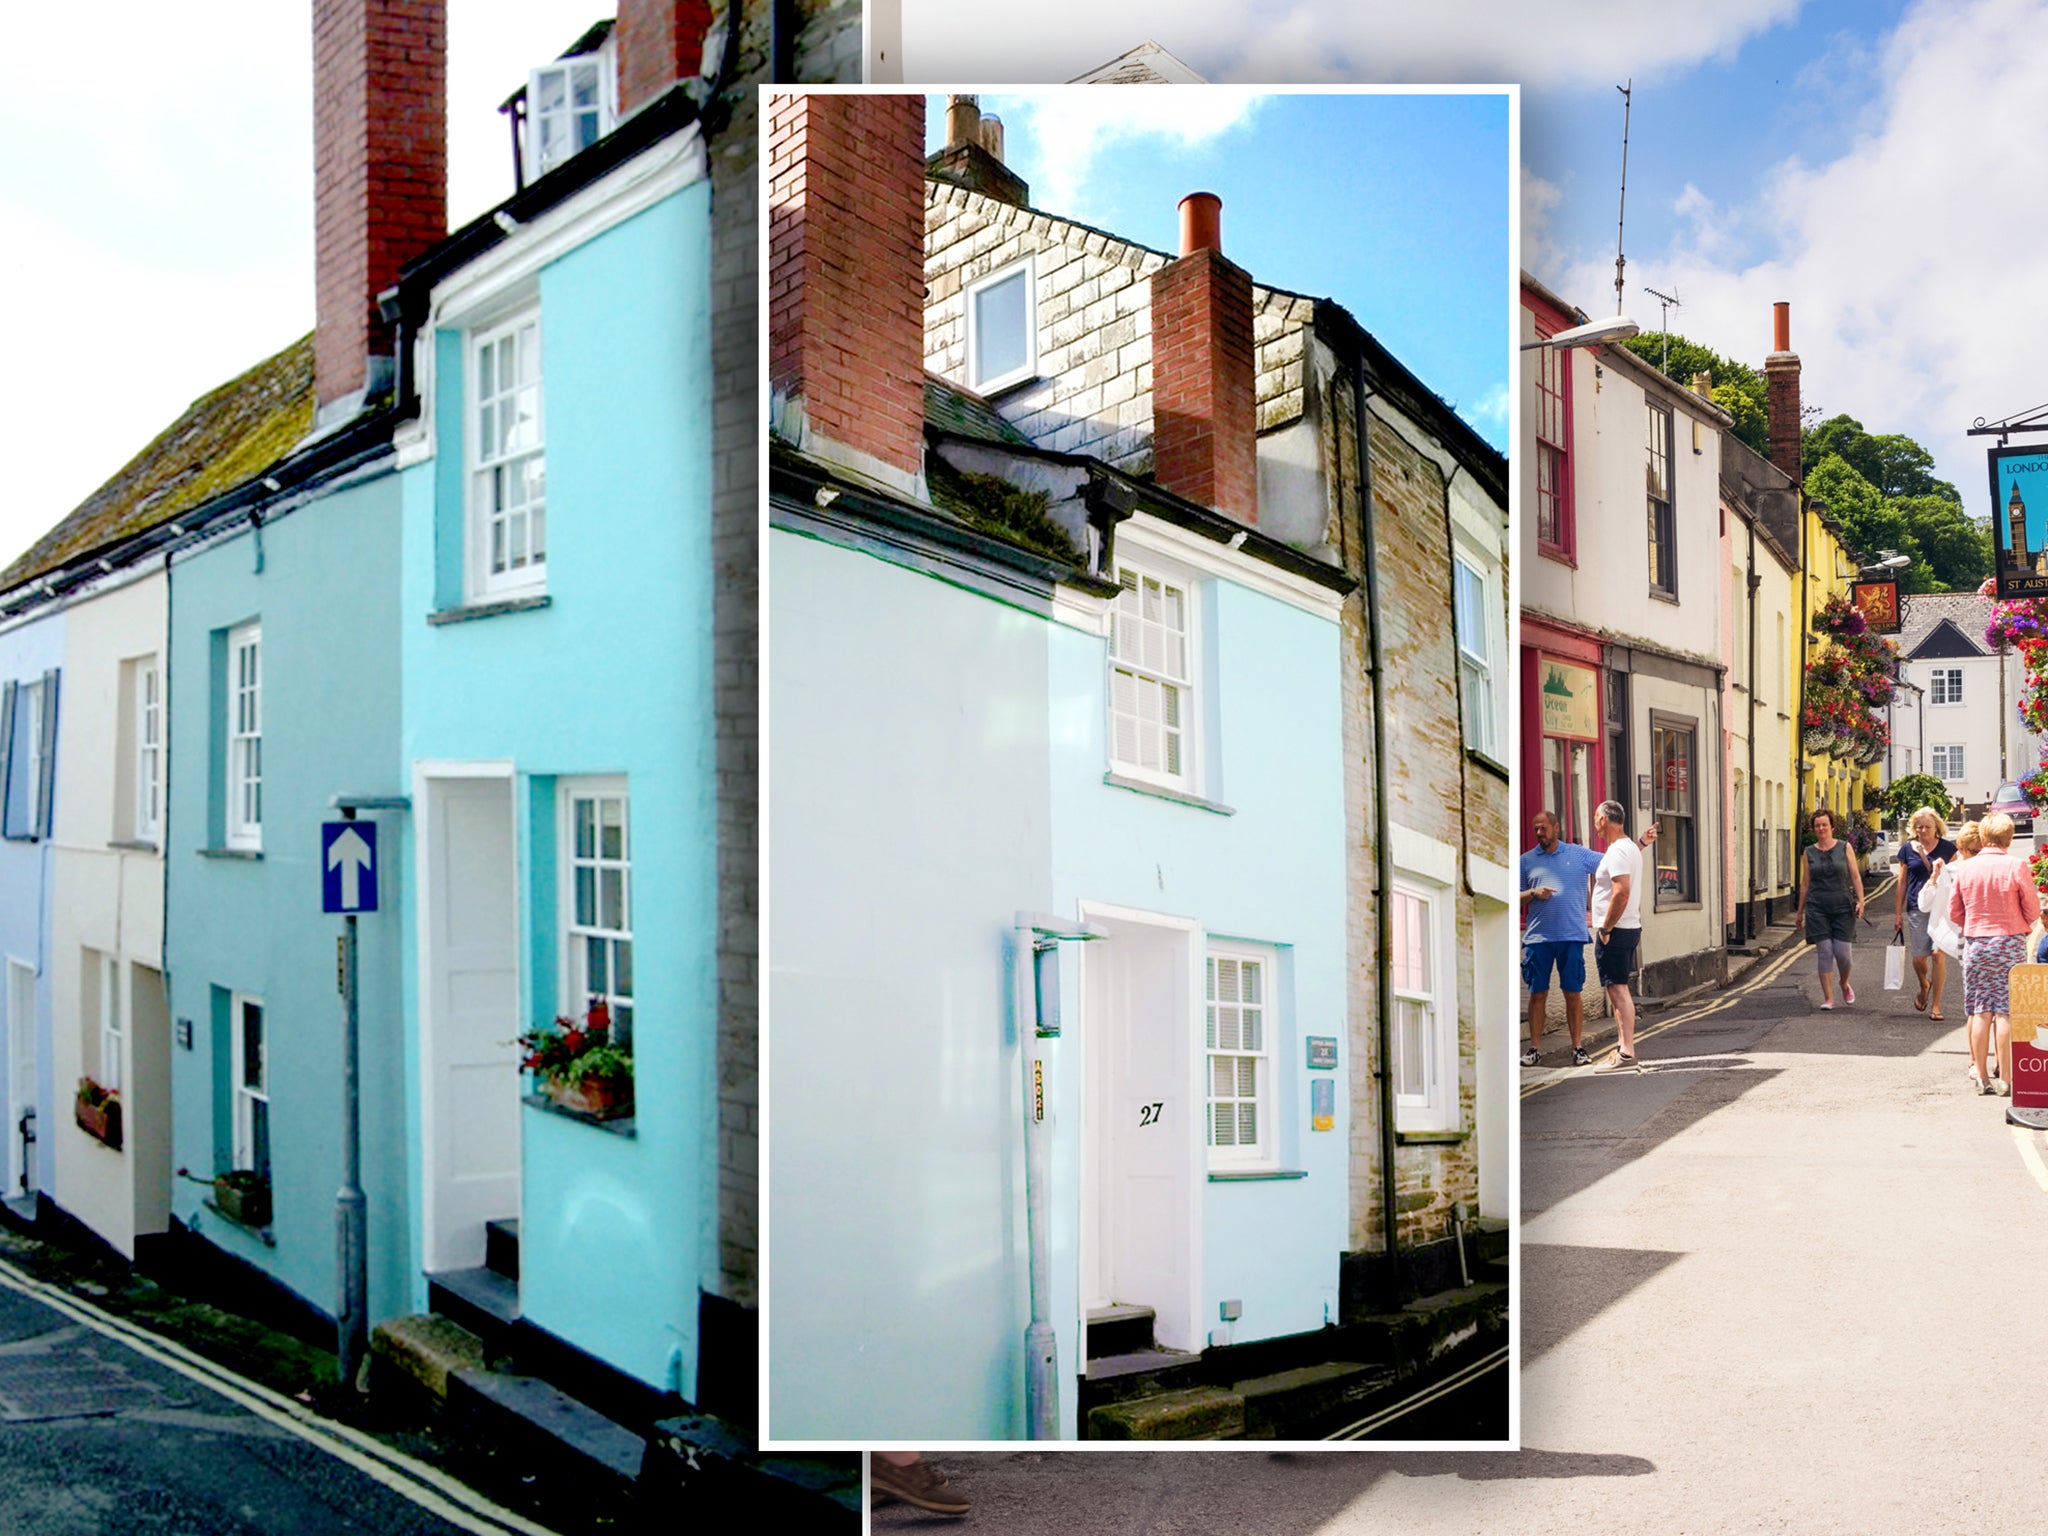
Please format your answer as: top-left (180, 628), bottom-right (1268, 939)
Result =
top-left (1521, 615), bottom-right (1607, 848)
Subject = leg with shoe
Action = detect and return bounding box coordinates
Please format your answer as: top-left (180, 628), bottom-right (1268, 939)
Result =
top-left (872, 1453), bottom-right (970, 1517)
top-left (1592, 926), bottom-right (1642, 1073)
top-left (1521, 940), bottom-right (1588, 1066)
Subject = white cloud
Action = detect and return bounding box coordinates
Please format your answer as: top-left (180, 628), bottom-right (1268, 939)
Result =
top-left (903, 0), bottom-right (1801, 87)
top-left (997, 91), bottom-right (1266, 216)
top-left (1541, 0), bottom-right (2048, 499)
top-left (1522, 167), bottom-right (1565, 276)
top-left (1467, 381), bottom-right (1511, 433)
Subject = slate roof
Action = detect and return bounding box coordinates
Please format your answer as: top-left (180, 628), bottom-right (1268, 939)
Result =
top-left (3, 334), bottom-right (313, 593)
top-left (923, 373), bottom-right (1031, 447)
top-left (1899, 591), bottom-right (1992, 659)
top-left (1068, 40), bottom-right (1206, 84)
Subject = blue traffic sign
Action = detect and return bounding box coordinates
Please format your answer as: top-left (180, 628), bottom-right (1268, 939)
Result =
top-left (322, 821), bottom-right (378, 914)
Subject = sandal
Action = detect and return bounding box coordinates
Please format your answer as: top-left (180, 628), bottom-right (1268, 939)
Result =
top-left (1914, 985), bottom-right (1929, 1011)
top-left (1929, 1007), bottom-right (1944, 1022)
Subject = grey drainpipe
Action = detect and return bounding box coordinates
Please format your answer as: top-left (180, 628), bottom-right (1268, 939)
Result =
top-left (1354, 367), bottom-right (1400, 1294)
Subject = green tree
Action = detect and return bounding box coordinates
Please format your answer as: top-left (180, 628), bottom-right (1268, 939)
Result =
top-left (1885, 772), bottom-right (1957, 825)
top-left (1618, 333), bottom-right (1770, 455)
top-left (1804, 414), bottom-right (1959, 501)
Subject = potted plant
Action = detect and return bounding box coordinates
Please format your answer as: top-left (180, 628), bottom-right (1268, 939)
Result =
top-left (75, 1077), bottom-right (122, 1149)
top-left (212, 1169), bottom-right (272, 1228)
top-left (518, 999), bottom-right (634, 1122)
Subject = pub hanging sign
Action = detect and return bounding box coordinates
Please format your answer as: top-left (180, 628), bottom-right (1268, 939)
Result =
top-left (1991, 445), bottom-right (2048, 599)
top-left (1850, 579), bottom-right (1900, 635)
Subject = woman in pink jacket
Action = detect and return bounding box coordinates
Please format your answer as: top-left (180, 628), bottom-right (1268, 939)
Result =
top-left (1947, 812), bottom-right (2039, 1095)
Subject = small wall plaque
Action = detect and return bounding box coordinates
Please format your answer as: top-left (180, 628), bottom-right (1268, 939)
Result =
top-left (1306, 1036), bottom-right (1338, 1070)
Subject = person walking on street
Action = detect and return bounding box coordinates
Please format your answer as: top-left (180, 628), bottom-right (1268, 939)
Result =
top-left (1795, 808), bottom-right (1865, 1008)
top-left (1521, 810), bottom-right (1657, 1067)
top-left (1894, 806), bottom-right (1957, 1022)
top-left (1589, 800), bottom-right (1647, 1074)
top-left (1947, 811), bottom-right (2038, 1096)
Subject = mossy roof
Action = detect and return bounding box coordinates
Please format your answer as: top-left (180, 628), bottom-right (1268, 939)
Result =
top-left (923, 373), bottom-right (1031, 448)
top-left (3, 333), bottom-right (314, 593)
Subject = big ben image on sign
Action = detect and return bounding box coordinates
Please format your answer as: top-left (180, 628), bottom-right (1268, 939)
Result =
top-left (1991, 445), bottom-right (2048, 598)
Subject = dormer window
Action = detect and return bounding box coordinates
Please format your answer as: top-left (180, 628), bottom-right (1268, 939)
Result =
top-left (965, 256), bottom-right (1037, 394)
top-left (529, 56), bottom-right (615, 178)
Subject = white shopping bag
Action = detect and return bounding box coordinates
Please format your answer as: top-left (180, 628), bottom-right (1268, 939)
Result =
top-left (1883, 933), bottom-right (1906, 991)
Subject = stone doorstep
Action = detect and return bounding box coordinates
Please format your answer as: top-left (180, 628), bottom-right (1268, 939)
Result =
top-left (643, 1413), bottom-right (861, 1528)
top-left (368, 1314), bottom-right (485, 1402)
top-left (1088, 1282), bottom-right (1508, 1440)
top-left (446, 1367), bottom-right (644, 1491)
top-left (1344, 1283), bottom-right (1510, 1372)
top-left (1087, 1384), bottom-right (1244, 1441)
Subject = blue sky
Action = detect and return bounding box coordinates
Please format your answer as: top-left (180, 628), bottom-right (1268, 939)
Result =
top-left (905, 0), bottom-right (2046, 509)
top-left (929, 92), bottom-right (1512, 451)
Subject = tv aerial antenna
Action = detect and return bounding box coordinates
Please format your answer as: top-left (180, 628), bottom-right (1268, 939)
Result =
top-left (1643, 284), bottom-right (1681, 370)
top-left (1613, 80), bottom-right (1633, 316)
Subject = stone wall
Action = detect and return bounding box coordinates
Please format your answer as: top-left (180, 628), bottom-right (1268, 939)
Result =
top-left (793, 0), bottom-right (861, 82)
top-left (923, 184), bottom-right (1313, 468)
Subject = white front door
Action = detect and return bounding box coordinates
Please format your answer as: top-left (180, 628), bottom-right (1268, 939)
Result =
top-left (1080, 908), bottom-right (1198, 1353)
top-left (6, 959), bottom-right (33, 1197)
top-left (421, 773), bottom-right (522, 1274)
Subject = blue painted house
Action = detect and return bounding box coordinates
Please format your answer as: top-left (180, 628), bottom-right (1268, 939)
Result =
top-left (766, 95), bottom-right (1355, 1441)
top-left (383, 30), bottom-right (718, 1408)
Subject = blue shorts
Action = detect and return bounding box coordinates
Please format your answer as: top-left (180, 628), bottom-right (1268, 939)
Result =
top-left (1521, 939), bottom-right (1586, 993)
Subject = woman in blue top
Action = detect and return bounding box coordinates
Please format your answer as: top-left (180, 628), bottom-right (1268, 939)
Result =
top-left (1892, 805), bottom-right (1957, 1021)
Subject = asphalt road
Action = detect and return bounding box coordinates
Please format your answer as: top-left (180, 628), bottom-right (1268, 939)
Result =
top-left (886, 900), bottom-right (2048, 1532)
top-left (0, 1270), bottom-right (545, 1536)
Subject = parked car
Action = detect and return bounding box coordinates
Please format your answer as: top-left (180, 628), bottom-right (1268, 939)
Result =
top-left (1864, 828), bottom-right (1896, 876)
top-left (1987, 781), bottom-right (2036, 839)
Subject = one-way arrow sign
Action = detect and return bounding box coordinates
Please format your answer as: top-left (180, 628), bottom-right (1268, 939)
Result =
top-left (322, 821), bottom-right (378, 914)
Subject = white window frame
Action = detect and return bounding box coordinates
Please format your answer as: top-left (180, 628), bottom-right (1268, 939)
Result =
top-left (1933, 743), bottom-right (1967, 782)
top-left (964, 255), bottom-right (1038, 395)
top-left (1205, 941), bottom-right (1278, 1171)
top-left (1930, 667), bottom-right (1964, 706)
top-left (225, 622), bottom-right (262, 851)
top-left (1452, 551), bottom-right (1500, 760)
top-left (230, 992), bottom-right (267, 1176)
top-left (559, 776), bottom-right (632, 1050)
top-left (526, 55), bottom-right (615, 179)
top-left (468, 308), bottom-right (548, 602)
top-left (96, 954), bottom-right (121, 1096)
top-left (1391, 877), bottom-right (1458, 1134)
top-left (1107, 553), bottom-right (1199, 792)
top-left (135, 657), bottom-right (161, 843)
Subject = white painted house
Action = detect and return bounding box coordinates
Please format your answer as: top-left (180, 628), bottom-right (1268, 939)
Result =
top-left (1895, 591), bottom-right (2040, 810)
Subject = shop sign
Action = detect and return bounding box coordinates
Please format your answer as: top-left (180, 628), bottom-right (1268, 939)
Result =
top-left (1539, 658), bottom-right (1598, 740)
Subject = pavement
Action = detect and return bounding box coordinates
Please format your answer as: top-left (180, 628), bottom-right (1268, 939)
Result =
top-left (887, 888), bottom-right (2048, 1532)
top-left (0, 1261), bottom-right (539, 1535)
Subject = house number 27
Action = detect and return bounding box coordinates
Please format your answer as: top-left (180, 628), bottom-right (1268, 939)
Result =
top-left (1138, 1102), bottom-right (1164, 1127)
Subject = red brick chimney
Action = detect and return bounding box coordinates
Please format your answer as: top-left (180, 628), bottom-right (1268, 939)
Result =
top-left (1765, 301), bottom-right (1802, 488)
top-left (313, 0), bottom-right (447, 413)
top-left (1151, 193), bottom-right (1257, 523)
top-left (616, 0), bottom-right (716, 115)
top-left (767, 92), bottom-right (927, 489)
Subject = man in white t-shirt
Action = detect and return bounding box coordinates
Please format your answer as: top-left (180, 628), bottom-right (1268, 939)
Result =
top-left (1589, 798), bottom-right (1646, 1074)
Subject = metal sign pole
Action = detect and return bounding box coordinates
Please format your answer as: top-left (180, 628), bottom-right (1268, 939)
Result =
top-left (336, 866), bottom-right (367, 1387)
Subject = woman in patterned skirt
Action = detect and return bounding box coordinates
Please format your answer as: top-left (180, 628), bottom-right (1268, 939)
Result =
top-left (1947, 812), bottom-right (2039, 1095)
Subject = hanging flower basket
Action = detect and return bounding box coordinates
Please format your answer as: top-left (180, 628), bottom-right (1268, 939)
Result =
top-left (1855, 738), bottom-right (1886, 767)
top-left (75, 1078), bottom-right (122, 1150)
top-left (1801, 726), bottom-right (1835, 754)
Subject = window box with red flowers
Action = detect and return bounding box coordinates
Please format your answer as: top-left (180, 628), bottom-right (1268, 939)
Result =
top-left (519, 1000), bottom-right (634, 1127)
top-left (75, 1077), bottom-right (122, 1150)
